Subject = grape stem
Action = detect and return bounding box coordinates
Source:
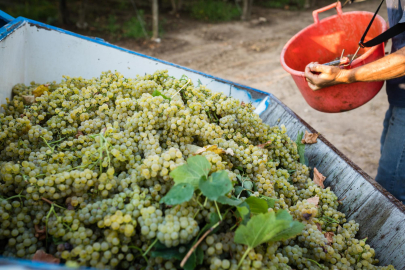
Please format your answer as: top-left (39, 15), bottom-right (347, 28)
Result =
top-left (203, 197), bottom-right (208, 207)
top-left (128, 246), bottom-right (149, 264)
top-left (306, 258), bottom-right (326, 269)
top-left (171, 78), bottom-right (191, 99)
top-left (5, 190), bottom-right (26, 203)
top-left (214, 201), bottom-right (222, 221)
top-left (193, 209), bottom-right (200, 219)
top-left (41, 197), bottom-right (66, 209)
top-left (180, 221), bottom-right (222, 267)
top-left (143, 238), bottom-right (158, 257)
top-left (237, 247), bottom-right (252, 269)
top-left (48, 137), bottom-right (65, 145)
top-left (40, 136), bottom-right (55, 153)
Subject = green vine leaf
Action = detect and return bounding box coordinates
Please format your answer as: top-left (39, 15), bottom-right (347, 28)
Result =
top-left (183, 252), bottom-right (197, 270)
top-left (197, 212), bottom-right (222, 242)
top-left (269, 210), bottom-right (305, 242)
top-left (295, 131), bottom-right (308, 165)
top-left (160, 183), bottom-right (194, 205)
top-left (234, 186), bottom-right (244, 196)
top-left (151, 241), bottom-right (183, 260)
top-left (243, 180), bottom-right (253, 190)
top-left (234, 210), bottom-right (304, 249)
top-left (170, 155), bottom-right (211, 188)
top-left (236, 202), bottom-right (251, 225)
top-left (260, 196), bottom-right (278, 209)
top-left (217, 195), bottom-right (242, 206)
top-left (196, 246), bottom-right (204, 265)
top-left (245, 196), bottom-right (268, 214)
top-left (151, 241), bottom-right (202, 270)
top-left (199, 171), bottom-right (232, 201)
top-left (152, 90), bottom-right (171, 101)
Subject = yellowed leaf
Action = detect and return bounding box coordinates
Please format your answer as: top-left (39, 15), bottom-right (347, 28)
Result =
top-left (33, 85), bottom-right (49, 98)
top-left (75, 130), bottom-right (84, 139)
top-left (301, 130), bottom-right (319, 144)
top-left (22, 95), bottom-right (36, 105)
top-left (32, 250), bottom-right (60, 264)
top-left (316, 223), bottom-right (322, 232)
top-left (34, 224), bottom-right (46, 240)
top-left (307, 196), bottom-right (319, 206)
top-left (313, 168), bottom-right (326, 189)
top-left (257, 141), bottom-right (271, 149)
top-left (324, 232), bottom-right (334, 245)
top-left (193, 145), bottom-right (234, 156)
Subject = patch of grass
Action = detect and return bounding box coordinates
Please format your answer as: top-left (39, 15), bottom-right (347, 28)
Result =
top-left (122, 10), bottom-right (166, 39)
top-left (258, 0), bottom-right (306, 9)
top-left (106, 15), bottom-right (120, 34)
top-left (190, 0), bottom-right (240, 22)
top-left (0, 0), bottom-right (58, 25)
top-left (123, 16), bottom-right (149, 38)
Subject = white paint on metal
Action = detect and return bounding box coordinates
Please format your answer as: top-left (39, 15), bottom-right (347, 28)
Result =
top-left (1, 22), bottom-right (267, 115)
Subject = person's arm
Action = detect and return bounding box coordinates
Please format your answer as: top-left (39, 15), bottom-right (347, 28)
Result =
top-left (304, 46), bottom-right (405, 90)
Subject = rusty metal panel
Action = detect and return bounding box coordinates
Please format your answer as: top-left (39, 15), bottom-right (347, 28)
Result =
top-left (260, 96), bottom-right (405, 269)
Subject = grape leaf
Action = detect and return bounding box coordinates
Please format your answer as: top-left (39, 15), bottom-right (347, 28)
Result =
top-left (170, 156), bottom-right (211, 188)
top-left (236, 202), bottom-right (251, 225)
top-left (266, 210), bottom-right (305, 242)
top-left (199, 171), bottom-right (232, 201)
top-left (234, 211), bottom-right (304, 249)
top-left (295, 131), bottom-right (308, 165)
top-left (151, 241), bottom-right (198, 270)
top-left (245, 196), bottom-right (268, 214)
top-left (307, 196), bottom-right (320, 206)
top-left (152, 89), bottom-right (171, 101)
top-left (151, 242), bottom-right (183, 260)
top-left (217, 195), bottom-right (242, 206)
top-left (193, 145), bottom-right (234, 156)
top-left (301, 130), bottom-right (319, 144)
top-left (160, 183), bottom-right (194, 205)
top-left (234, 186), bottom-right (244, 196)
top-left (196, 246), bottom-right (204, 265)
top-left (313, 168), bottom-right (326, 189)
top-left (183, 252), bottom-right (196, 270)
top-left (260, 196), bottom-right (277, 208)
top-left (243, 180), bottom-right (253, 190)
top-left (32, 250), bottom-right (60, 264)
top-left (199, 212), bottom-right (221, 237)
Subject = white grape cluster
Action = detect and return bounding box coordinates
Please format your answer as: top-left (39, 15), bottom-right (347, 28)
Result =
top-left (0, 70), bottom-right (396, 270)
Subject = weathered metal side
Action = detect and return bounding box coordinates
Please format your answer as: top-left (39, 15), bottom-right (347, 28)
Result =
top-left (260, 96), bottom-right (405, 268)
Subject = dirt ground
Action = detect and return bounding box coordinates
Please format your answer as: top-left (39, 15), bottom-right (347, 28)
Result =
top-left (116, 0), bottom-right (389, 178)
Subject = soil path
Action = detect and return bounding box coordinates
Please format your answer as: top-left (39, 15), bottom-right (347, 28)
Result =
top-left (117, 0), bottom-right (389, 178)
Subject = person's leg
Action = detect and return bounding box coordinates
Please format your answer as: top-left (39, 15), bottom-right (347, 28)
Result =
top-left (375, 106), bottom-right (405, 203)
top-left (379, 105), bottom-right (393, 154)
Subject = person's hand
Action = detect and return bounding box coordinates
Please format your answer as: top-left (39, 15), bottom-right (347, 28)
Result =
top-left (304, 62), bottom-right (346, 91)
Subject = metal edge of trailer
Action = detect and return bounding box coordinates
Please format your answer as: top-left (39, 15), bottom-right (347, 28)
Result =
top-left (1, 12), bottom-right (405, 269)
top-left (0, 17), bottom-right (271, 100)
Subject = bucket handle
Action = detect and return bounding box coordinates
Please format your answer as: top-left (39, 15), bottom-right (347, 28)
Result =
top-left (312, 1), bottom-right (343, 24)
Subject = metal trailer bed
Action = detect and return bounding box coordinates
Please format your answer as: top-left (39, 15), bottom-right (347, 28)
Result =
top-left (0, 11), bottom-right (404, 270)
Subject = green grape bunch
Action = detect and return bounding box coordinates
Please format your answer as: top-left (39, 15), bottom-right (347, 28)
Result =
top-left (0, 70), bottom-right (396, 270)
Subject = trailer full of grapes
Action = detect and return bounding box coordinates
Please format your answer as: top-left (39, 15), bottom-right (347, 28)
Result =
top-left (1, 11), bottom-right (405, 270)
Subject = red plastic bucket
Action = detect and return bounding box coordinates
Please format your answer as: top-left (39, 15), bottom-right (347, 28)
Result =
top-left (280, 2), bottom-right (387, 113)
